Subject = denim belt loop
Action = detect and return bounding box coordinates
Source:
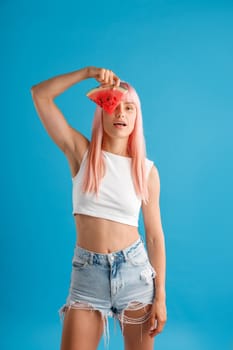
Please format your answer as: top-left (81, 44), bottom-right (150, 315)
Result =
top-left (122, 249), bottom-right (128, 261)
top-left (88, 253), bottom-right (94, 265)
top-left (123, 237), bottom-right (140, 261)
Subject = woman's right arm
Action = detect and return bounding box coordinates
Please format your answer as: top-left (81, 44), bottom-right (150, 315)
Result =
top-left (31, 67), bottom-right (91, 164)
top-left (31, 66), bottom-right (121, 164)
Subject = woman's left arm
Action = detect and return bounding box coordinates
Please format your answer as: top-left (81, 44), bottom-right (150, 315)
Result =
top-left (142, 165), bottom-right (167, 337)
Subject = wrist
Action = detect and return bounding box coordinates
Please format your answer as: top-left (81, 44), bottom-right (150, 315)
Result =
top-left (155, 285), bottom-right (166, 300)
top-left (85, 66), bottom-right (95, 79)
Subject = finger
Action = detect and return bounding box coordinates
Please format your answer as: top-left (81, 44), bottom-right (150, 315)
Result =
top-left (104, 69), bottom-right (110, 84)
top-left (149, 325), bottom-right (163, 337)
top-left (149, 320), bottom-right (165, 337)
top-left (149, 329), bottom-right (160, 337)
top-left (149, 316), bottom-right (158, 334)
top-left (149, 327), bottom-right (161, 337)
top-left (100, 69), bottom-right (106, 82)
top-left (109, 70), bottom-right (115, 86)
top-left (112, 78), bottom-right (120, 90)
top-left (149, 316), bottom-right (157, 332)
top-left (112, 74), bottom-right (120, 87)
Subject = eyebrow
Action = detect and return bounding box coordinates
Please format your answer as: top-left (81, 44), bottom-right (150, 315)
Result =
top-left (124, 102), bottom-right (135, 106)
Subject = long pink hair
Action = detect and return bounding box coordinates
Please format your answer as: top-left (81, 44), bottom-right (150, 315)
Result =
top-left (82, 81), bottom-right (149, 203)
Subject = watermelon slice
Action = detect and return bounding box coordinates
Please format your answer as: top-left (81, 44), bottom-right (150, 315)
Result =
top-left (86, 84), bottom-right (128, 114)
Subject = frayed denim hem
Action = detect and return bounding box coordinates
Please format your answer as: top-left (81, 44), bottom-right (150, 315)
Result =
top-left (58, 299), bottom-right (155, 348)
top-left (58, 300), bottom-right (112, 348)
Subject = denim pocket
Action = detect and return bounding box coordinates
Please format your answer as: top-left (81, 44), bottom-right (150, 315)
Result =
top-left (72, 255), bottom-right (88, 269)
top-left (127, 247), bottom-right (149, 266)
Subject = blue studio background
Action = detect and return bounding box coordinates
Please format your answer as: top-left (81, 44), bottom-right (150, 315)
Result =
top-left (1, 0), bottom-right (233, 349)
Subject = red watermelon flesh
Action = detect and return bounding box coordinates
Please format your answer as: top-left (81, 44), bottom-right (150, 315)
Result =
top-left (86, 84), bottom-right (128, 114)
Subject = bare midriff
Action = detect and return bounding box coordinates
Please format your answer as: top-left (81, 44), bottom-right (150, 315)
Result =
top-left (74, 214), bottom-right (140, 253)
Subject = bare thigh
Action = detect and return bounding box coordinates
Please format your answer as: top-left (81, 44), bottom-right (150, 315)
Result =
top-left (119, 304), bottom-right (155, 350)
top-left (60, 308), bottom-right (104, 350)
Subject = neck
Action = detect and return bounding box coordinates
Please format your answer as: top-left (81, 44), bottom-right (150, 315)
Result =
top-left (102, 138), bottom-right (129, 157)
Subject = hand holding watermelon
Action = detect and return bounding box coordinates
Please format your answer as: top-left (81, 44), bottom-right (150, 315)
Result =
top-left (88, 66), bottom-right (121, 88)
top-left (86, 66), bottom-right (128, 114)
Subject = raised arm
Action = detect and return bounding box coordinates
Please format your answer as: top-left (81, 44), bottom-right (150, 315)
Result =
top-left (30, 66), bottom-right (121, 165)
top-left (31, 67), bottom-right (90, 164)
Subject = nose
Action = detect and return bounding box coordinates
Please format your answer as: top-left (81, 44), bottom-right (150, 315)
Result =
top-left (115, 102), bottom-right (124, 117)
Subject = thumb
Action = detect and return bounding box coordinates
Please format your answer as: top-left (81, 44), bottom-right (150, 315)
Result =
top-left (149, 317), bottom-right (158, 331)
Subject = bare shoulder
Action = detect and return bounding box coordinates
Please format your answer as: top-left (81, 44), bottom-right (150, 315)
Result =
top-left (64, 126), bottom-right (90, 178)
top-left (148, 164), bottom-right (160, 190)
top-left (143, 164), bottom-right (161, 210)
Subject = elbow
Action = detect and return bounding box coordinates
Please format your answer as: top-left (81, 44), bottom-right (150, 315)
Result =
top-left (146, 236), bottom-right (157, 246)
top-left (30, 83), bottom-right (38, 92)
top-left (30, 85), bottom-right (38, 98)
top-left (30, 86), bottom-right (51, 101)
top-left (146, 229), bottom-right (164, 244)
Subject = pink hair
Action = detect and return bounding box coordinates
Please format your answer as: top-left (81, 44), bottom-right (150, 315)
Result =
top-left (82, 81), bottom-right (149, 203)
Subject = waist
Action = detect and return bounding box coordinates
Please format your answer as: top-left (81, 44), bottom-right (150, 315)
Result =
top-left (74, 214), bottom-right (140, 253)
top-left (73, 236), bottom-right (145, 266)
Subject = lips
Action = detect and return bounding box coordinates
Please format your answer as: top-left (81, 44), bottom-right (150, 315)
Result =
top-left (113, 121), bottom-right (127, 126)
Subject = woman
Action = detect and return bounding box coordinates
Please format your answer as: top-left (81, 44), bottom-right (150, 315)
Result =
top-left (31, 66), bottom-right (167, 350)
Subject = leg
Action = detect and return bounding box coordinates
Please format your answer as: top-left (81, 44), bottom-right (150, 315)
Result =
top-left (60, 304), bottom-right (104, 350)
top-left (119, 302), bottom-right (155, 350)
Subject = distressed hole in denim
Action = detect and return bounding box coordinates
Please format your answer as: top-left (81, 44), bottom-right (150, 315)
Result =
top-left (58, 301), bottom-right (111, 348)
top-left (117, 301), bottom-right (153, 342)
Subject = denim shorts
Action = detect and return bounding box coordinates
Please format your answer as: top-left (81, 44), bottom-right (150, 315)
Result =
top-left (58, 236), bottom-right (157, 347)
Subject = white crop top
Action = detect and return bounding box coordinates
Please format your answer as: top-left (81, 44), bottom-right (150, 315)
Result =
top-left (72, 150), bottom-right (154, 227)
